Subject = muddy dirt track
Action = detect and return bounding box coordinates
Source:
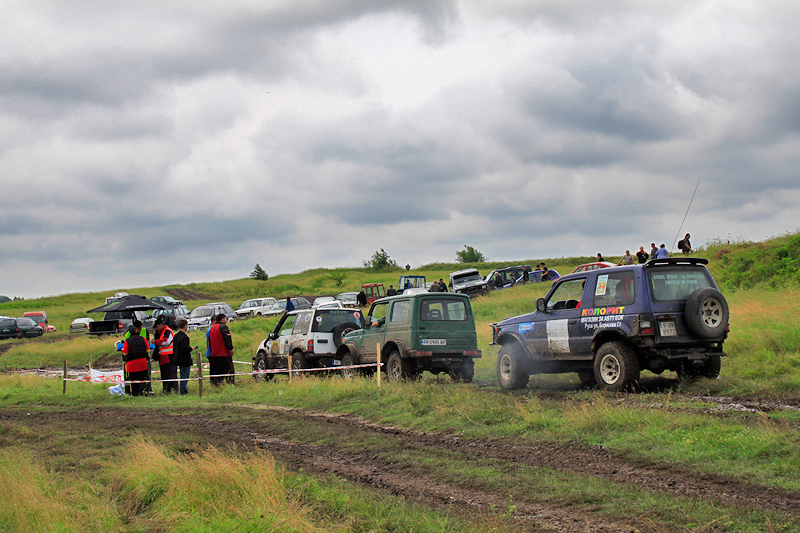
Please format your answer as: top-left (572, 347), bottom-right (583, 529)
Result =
top-left (5, 404), bottom-right (799, 533)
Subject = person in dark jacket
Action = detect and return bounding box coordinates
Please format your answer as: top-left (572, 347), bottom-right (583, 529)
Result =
top-left (356, 290), bottom-right (367, 306)
top-left (173, 319), bottom-right (194, 395)
top-left (209, 313), bottom-right (235, 386)
top-left (386, 285), bottom-right (397, 297)
top-left (285, 297), bottom-right (295, 313)
top-left (122, 324), bottom-right (150, 396)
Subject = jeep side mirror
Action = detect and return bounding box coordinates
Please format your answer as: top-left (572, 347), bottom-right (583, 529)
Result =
top-left (536, 298), bottom-right (547, 313)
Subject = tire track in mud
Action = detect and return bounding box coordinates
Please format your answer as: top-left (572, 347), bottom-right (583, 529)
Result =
top-left (5, 405), bottom-right (800, 532)
top-left (241, 405), bottom-right (800, 517)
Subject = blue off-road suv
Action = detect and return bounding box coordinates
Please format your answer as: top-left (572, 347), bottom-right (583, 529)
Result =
top-left (491, 258), bottom-right (729, 391)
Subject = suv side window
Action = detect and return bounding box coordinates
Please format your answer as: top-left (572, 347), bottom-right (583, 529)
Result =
top-left (545, 278), bottom-right (585, 311)
top-left (390, 300), bottom-right (411, 323)
top-left (292, 312), bottom-right (312, 334)
top-left (369, 302), bottom-right (388, 324)
top-left (592, 271), bottom-right (635, 307)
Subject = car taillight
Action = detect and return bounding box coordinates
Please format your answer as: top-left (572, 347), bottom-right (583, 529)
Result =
top-left (639, 316), bottom-right (655, 336)
top-left (463, 350), bottom-right (481, 356)
top-left (417, 350), bottom-right (432, 356)
top-left (307, 339), bottom-right (314, 352)
top-left (118, 321), bottom-right (124, 330)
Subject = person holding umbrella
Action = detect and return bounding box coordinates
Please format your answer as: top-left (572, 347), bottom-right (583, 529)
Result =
top-left (153, 317), bottom-right (178, 393)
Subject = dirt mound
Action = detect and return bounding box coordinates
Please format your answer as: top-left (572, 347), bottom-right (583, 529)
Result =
top-left (165, 288), bottom-right (216, 302)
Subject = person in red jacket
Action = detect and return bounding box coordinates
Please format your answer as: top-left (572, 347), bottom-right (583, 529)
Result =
top-left (153, 317), bottom-right (178, 393)
top-left (122, 324), bottom-right (149, 396)
top-left (209, 313), bottom-right (235, 386)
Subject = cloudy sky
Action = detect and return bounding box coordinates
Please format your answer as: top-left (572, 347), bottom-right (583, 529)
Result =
top-left (2, 1), bottom-right (799, 298)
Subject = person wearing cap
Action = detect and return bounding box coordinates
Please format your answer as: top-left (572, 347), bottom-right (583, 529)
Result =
top-left (122, 323), bottom-right (149, 396)
top-left (153, 316), bottom-right (178, 393)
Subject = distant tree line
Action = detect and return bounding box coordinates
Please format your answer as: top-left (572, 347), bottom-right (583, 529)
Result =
top-left (0, 295), bottom-right (24, 303)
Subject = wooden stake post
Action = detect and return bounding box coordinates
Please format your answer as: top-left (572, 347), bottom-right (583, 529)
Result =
top-left (376, 343), bottom-right (381, 388)
top-left (197, 352), bottom-right (203, 399)
top-left (63, 360), bottom-right (67, 394)
top-left (288, 354), bottom-right (293, 381)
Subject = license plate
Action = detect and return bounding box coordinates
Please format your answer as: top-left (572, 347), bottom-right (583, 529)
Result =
top-left (659, 320), bottom-right (677, 337)
top-left (421, 339), bottom-right (446, 346)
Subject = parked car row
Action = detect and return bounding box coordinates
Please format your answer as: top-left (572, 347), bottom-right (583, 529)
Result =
top-left (0, 317), bottom-right (45, 339)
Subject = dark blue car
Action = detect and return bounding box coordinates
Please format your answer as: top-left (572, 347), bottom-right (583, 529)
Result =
top-left (491, 258), bottom-right (729, 391)
top-left (0, 317), bottom-right (44, 339)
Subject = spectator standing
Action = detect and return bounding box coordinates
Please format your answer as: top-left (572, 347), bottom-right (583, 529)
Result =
top-left (429, 281), bottom-right (440, 292)
top-left (494, 274), bottom-right (503, 290)
top-left (356, 289), bottom-right (368, 306)
top-left (285, 297), bottom-right (295, 313)
top-left (618, 250), bottom-right (635, 265)
top-left (173, 319), bottom-right (194, 395)
top-left (596, 253), bottom-right (605, 262)
top-left (439, 278), bottom-right (448, 292)
top-left (522, 269), bottom-right (530, 284)
top-left (678, 233), bottom-right (693, 255)
top-left (386, 285), bottom-right (397, 296)
top-left (209, 313), bottom-right (235, 385)
top-left (122, 323), bottom-right (149, 396)
top-left (650, 243), bottom-right (658, 259)
top-left (636, 246), bottom-right (649, 264)
top-left (655, 244), bottom-right (669, 259)
top-left (153, 317), bottom-right (178, 394)
top-left (540, 263), bottom-right (550, 281)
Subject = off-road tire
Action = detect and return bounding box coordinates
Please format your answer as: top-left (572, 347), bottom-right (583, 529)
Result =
top-left (291, 352), bottom-right (310, 371)
top-left (685, 288), bottom-right (728, 339)
top-left (340, 352), bottom-right (358, 379)
top-left (496, 344), bottom-right (530, 390)
top-left (253, 351), bottom-right (272, 382)
top-left (333, 322), bottom-right (360, 347)
top-left (594, 341), bottom-right (640, 392)
top-left (386, 351), bottom-right (403, 382)
top-left (449, 359), bottom-right (475, 383)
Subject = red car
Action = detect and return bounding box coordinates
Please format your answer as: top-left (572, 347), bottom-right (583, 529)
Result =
top-left (571, 261), bottom-right (615, 274)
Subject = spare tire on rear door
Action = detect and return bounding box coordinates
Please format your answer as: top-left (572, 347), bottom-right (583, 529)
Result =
top-left (685, 288), bottom-right (729, 338)
top-left (333, 322), bottom-right (360, 347)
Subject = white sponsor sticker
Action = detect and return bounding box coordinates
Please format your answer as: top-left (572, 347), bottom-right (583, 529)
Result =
top-left (421, 339), bottom-right (446, 346)
top-left (546, 319), bottom-right (570, 353)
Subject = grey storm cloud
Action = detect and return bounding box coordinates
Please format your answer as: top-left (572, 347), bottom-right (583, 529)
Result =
top-left (1, 0), bottom-right (800, 298)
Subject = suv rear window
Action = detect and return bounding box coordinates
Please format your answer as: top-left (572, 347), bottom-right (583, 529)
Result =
top-left (312, 309), bottom-right (364, 332)
top-left (104, 311), bottom-right (133, 320)
top-left (648, 267), bottom-right (714, 302)
top-left (420, 298), bottom-right (467, 321)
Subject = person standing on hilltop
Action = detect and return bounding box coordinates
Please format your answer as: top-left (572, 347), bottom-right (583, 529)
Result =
top-left (655, 243), bottom-right (669, 259)
top-left (636, 246), bottom-right (649, 263)
top-left (618, 250), bottom-right (635, 265)
top-left (678, 233), bottom-right (693, 255)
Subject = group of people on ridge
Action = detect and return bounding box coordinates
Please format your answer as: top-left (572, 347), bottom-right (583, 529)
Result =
top-left (610, 233), bottom-right (693, 266)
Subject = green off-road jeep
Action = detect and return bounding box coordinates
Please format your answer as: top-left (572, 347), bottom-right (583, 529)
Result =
top-left (336, 292), bottom-right (481, 382)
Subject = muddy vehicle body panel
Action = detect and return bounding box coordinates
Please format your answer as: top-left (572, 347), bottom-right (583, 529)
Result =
top-left (491, 258), bottom-right (729, 391)
top-left (338, 293), bottom-right (481, 382)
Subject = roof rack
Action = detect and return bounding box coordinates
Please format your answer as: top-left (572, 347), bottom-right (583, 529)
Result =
top-left (645, 257), bottom-right (708, 266)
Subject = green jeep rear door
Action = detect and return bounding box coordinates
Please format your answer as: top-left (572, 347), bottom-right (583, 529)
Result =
top-left (415, 295), bottom-right (476, 355)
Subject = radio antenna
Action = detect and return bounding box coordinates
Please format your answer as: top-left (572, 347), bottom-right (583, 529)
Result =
top-left (672, 178), bottom-right (701, 253)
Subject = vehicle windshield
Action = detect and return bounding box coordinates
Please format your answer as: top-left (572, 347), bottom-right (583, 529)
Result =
top-left (454, 273), bottom-right (482, 283)
top-left (27, 315), bottom-right (46, 324)
top-left (153, 309), bottom-right (174, 319)
top-left (189, 307), bottom-right (213, 318)
top-left (270, 301), bottom-right (287, 311)
top-left (648, 267), bottom-right (715, 302)
top-left (337, 293), bottom-right (357, 302)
